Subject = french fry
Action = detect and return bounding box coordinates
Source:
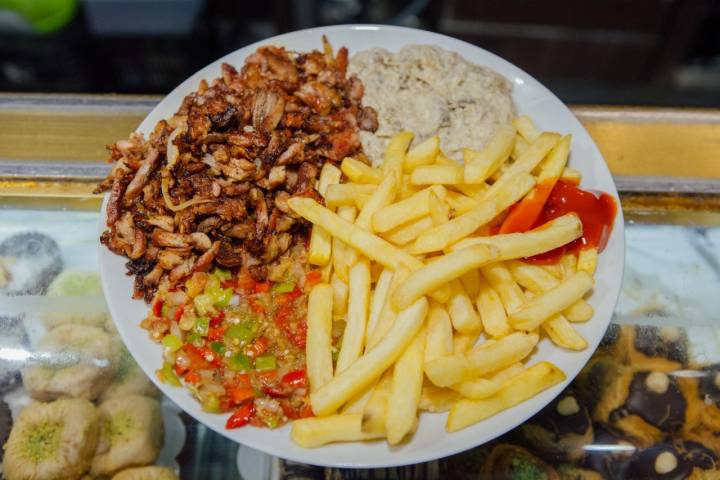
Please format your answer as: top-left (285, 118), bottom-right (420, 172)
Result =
top-left (332, 206), bottom-right (358, 282)
top-left (513, 115), bottom-right (541, 143)
top-left (341, 157), bottom-right (383, 184)
top-left (460, 269), bottom-right (481, 299)
top-left (452, 378), bottom-right (500, 400)
top-left (476, 274), bottom-right (511, 338)
top-left (507, 260), bottom-right (594, 323)
top-left (419, 383), bottom-right (459, 412)
top-left (560, 253), bottom-right (578, 278)
top-left (499, 135), bottom-right (570, 234)
top-left (447, 280), bottom-right (482, 334)
top-left (511, 135), bottom-right (529, 160)
top-left (367, 267), bottom-right (410, 349)
top-left (577, 248), bottom-right (598, 275)
top-left (561, 167), bottom-right (582, 184)
top-left (450, 213), bottom-right (582, 260)
top-left (404, 135), bottom-right (440, 172)
top-left (482, 132), bottom-right (560, 200)
top-left (429, 191), bottom-right (450, 226)
top-left (543, 314), bottom-right (588, 350)
top-left (288, 197), bottom-right (422, 272)
top-left (320, 260), bottom-right (333, 283)
top-left (444, 190), bottom-right (481, 215)
top-left (361, 368), bottom-right (393, 434)
top-left (411, 164), bottom-right (464, 185)
top-left (393, 245), bottom-right (498, 310)
top-left (342, 383), bottom-right (375, 414)
top-left (383, 131), bottom-right (414, 186)
top-left (308, 164), bottom-right (343, 266)
top-left (336, 259), bottom-right (371, 374)
top-left (399, 174), bottom-right (422, 199)
top-left (307, 283), bottom-right (334, 392)
top-left (331, 272), bottom-right (349, 317)
top-left (453, 182), bottom-right (489, 199)
top-left (424, 302), bottom-right (453, 362)
top-left (446, 362), bottom-right (565, 432)
top-left (326, 184), bottom-right (376, 208)
top-left (509, 271), bottom-right (594, 331)
top-left (386, 329), bottom-right (425, 444)
top-left (488, 362), bottom-right (525, 384)
top-left (366, 269), bottom-right (393, 340)
top-left (311, 297), bottom-right (428, 416)
top-left (291, 413), bottom-right (384, 448)
top-left (463, 126), bottom-right (516, 184)
top-left (355, 175), bottom-right (396, 231)
top-left (424, 332), bottom-right (539, 387)
top-left (540, 263), bottom-right (564, 279)
top-left (372, 185), bottom-right (446, 233)
top-left (382, 216), bottom-right (434, 246)
top-left (453, 331), bottom-right (481, 353)
top-left (481, 263), bottom-right (525, 314)
top-left (412, 173), bottom-right (536, 253)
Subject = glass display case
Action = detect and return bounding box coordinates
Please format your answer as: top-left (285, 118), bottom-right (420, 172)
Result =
top-left (1, 94), bottom-right (719, 479)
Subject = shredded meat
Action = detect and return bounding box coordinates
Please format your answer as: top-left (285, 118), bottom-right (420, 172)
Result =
top-left (97, 37), bottom-right (377, 301)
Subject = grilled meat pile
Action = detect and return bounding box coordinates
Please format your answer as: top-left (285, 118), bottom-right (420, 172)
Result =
top-left (97, 38), bottom-right (378, 302)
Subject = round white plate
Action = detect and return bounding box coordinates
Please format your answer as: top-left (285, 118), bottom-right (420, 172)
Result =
top-left (99, 24), bottom-right (625, 468)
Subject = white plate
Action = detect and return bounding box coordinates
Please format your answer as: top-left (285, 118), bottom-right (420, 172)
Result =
top-left (99, 24), bottom-right (625, 468)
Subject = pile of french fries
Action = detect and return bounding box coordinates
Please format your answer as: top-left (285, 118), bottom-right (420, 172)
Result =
top-left (289, 116), bottom-right (602, 448)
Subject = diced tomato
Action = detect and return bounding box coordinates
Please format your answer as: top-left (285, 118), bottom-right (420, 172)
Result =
top-left (275, 304), bottom-right (292, 325)
top-left (219, 397), bottom-right (233, 412)
top-left (208, 325), bottom-right (227, 341)
top-left (152, 299), bottom-right (163, 317)
top-left (279, 400), bottom-right (297, 419)
top-left (300, 404), bottom-right (314, 418)
top-left (184, 370), bottom-right (200, 384)
top-left (226, 402), bottom-right (254, 429)
top-left (257, 369), bottom-right (278, 383)
top-left (174, 362), bottom-right (189, 377)
top-left (281, 369), bottom-right (307, 389)
top-left (305, 270), bottom-right (322, 287)
top-left (246, 336), bottom-right (269, 357)
top-left (254, 282), bottom-right (270, 293)
top-left (248, 297), bottom-right (265, 314)
top-left (229, 386), bottom-right (255, 404)
top-left (173, 305), bottom-right (184, 322)
top-left (288, 286), bottom-right (303, 300)
top-left (236, 270), bottom-right (256, 291)
top-left (291, 321), bottom-right (307, 349)
top-left (233, 373), bottom-right (251, 387)
top-left (182, 344), bottom-right (212, 370)
top-left (210, 311), bottom-right (225, 327)
top-left (221, 279), bottom-right (237, 290)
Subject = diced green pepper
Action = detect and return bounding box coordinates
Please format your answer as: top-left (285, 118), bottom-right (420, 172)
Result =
top-left (161, 303), bottom-right (170, 318)
top-left (205, 275), bottom-right (221, 294)
top-left (272, 281), bottom-right (295, 293)
top-left (194, 294), bottom-right (215, 316)
top-left (255, 355), bottom-right (277, 371)
top-left (193, 316), bottom-right (210, 336)
top-left (203, 395), bottom-right (221, 413)
top-left (210, 341), bottom-right (226, 355)
top-left (228, 353), bottom-right (252, 372)
top-left (158, 362), bottom-right (181, 386)
top-left (161, 334), bottom-right (182, 352)
top-left (262, 412), bottom-right (280, 428)
top-left (186, 333), bottom-right (202, 346)
top-left (225, 322), bottom-right (258, 344)
top-left (214, 288), bottom-right (233, 307)
top-left (213, 268), bottom-right (232, 281)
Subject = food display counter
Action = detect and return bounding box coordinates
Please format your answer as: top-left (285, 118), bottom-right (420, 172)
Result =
top-left (1, 93), bottom-right (719, 479)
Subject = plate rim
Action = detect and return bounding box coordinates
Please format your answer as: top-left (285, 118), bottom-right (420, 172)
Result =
top-left (99, 23), bottom-right (626, 468)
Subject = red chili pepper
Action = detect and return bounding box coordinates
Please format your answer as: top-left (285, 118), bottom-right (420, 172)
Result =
top-left (208, 325), bottom-right (227, 342)
top-left (288, 286), bottom-right (303, 300)
top-left (279, 400), bottom-right (297, 419)
top-left (254, 282), bottom-right (271, 293)
top-left (262, 385), bottom-right (286, 398)
top-left (173, 305), bottom-right (184, 322)
top-left (174, 362), bottom-right (189, 377)
top-left (305, 270), bottom-right (322, 287)
top-left (300, 404), bottom-right (314, 418)
top-left (182, 344), bottom-right (212, 370)
top-left (292, 321), bottom-right (307, 349)
top-left (219, 397), bottom-right (233, 412)
top-left (281, 369), bottom-right (307, 389)
top-left (226, 402), bottom-right (254, 429)
top-left (236, 270), bottom-right (256, 291)
top-left (210, 310), bottom-right (225, 327)
top-left (152, 299), bottom-right (164, 317)
top-left (257, 369), bottom-right (278, 383)
top-left (221, 279), bottom-right (237, 290)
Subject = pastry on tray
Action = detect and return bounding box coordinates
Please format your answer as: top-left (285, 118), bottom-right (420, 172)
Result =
top-left (608, 325), bottom-right (688, 371)
top-left (111, 466), bottom-right (179, 480)
top-left (627, 437), bottom-right (719, 480)
top-left (0, 232), bottom-right (62, 295)
top-left (0, 314), bottom-right (29, 394)
top-left (582, 424), bottom-right (637, 480)
top-left (592, 368), bottom-right (700, 447)
top-left (481, 443), bottom-right (559, 480)
top-left (518, 388), bottom-right (593, 462)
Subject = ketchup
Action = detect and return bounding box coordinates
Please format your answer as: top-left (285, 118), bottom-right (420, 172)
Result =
top-left (524, 180), bottom-right (617, 264)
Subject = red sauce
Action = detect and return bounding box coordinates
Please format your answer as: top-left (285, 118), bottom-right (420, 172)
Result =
top-left (524, 180), bottom-right (617, 264)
